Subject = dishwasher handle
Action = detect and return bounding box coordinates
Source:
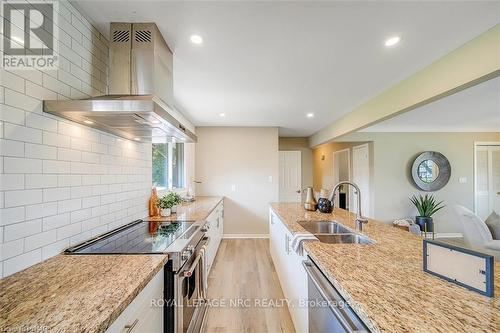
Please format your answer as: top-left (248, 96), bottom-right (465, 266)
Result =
top-left (302, 260), bottom-right (365, 333)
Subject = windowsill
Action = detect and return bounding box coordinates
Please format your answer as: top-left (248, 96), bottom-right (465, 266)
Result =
top-left (157, 187), bottom-right (188, 197)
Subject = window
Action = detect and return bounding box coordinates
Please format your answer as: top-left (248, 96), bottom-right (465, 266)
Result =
top-left (152, 142), bottom-right (185, 189)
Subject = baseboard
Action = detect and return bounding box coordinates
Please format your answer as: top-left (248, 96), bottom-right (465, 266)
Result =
top-left (222, 234), bottom-right (270, 239)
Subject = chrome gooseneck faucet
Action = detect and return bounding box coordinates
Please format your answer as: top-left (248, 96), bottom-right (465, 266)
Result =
top-left (330, 181), bottom-right (368, 231)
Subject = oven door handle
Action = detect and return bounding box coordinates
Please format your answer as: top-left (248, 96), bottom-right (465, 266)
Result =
top-left (302, 260), bottom-right (361, 333)
top-left (182, 238), bottom-right (210, 278)
top-left (183, 253), bottom-right (202, 277)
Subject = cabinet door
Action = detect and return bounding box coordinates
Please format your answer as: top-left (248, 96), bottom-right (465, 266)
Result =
top-left (106, 269), bottom-right (163, 333)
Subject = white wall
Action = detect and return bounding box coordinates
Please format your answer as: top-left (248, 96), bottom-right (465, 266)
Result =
top-left (0, 1), bottom-right (151, 278)
top-left (195, 127), bottom-right (279, 236)
top-left (336, 132), bottom-right (500, 232)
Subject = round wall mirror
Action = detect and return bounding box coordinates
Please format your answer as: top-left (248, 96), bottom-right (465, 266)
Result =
top-left (411, 152), bottom-right (451, 191)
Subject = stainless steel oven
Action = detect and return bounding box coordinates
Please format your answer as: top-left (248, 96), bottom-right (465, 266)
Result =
top-left (174, 236), bottom-right (209, 333)
top-left (303, 259), bottom-right (370, 333)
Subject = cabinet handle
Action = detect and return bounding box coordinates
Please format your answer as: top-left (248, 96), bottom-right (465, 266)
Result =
top-left (271, 215), bottom-right (275, 225)
top-left (217, 216), bottom-right (220, 228)
top-left (285, 234), bottom-right (289, 254)
top-left (124, 319), bottom-right (139, 333)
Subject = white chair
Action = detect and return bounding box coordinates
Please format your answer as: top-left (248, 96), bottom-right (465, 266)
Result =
top-left (453, 205), bottom-right (500, 251)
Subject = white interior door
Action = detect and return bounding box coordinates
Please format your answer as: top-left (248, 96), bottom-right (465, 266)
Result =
top-left (279, 151), bottom-right (302, 202)
top-left (333, 149), bottom-right (350, 209)
top-left (475, 144), bottom-right (500, 219)
top-left (352, 144), bottom-right (370, 217)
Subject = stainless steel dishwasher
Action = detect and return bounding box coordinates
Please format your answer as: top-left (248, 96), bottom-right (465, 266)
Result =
top-left (303, 259), bottom-right (370, 333)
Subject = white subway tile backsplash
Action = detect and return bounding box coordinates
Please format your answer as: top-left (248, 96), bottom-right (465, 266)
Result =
top-left (9, 70), bottom-right (43, 85)
top-left (41, 239), bottom-right (68, 260)
top-left (0, 105), bottom-right (26, 125)
top-left (4, 123), bottom-right (42, 144)
top-left (58, 175), bottom-right (82, 187)
top-left (25, 143), bottom-right (57, 159)
top-left (5, 189), bottom-right (43, 207)
top-left (4, 157), bottom-right (42, 174)
top-left (57, 148), bottom-right (81, 161)
top-left (43, 160), bottom-right (70, 174)
top-left (25, 202), bottom-right (58, 220)
top-left (42, 213), bottom-right (70, 231)
top-left (24, 230), bottom-right (57, 252)
top-left (0, 71), bottom-right (25, 93)
top-left (70, 208), bottom-right (92, 223)
top-left (81, 196), bottom-right (100, 208)
top-left (4, 89), bottom-right (41, 113)
top-left (70, 185), bottom-right (91, 198)
top-left (57, 198), bottom-right (81, 214)
top-left (43, 73), bottom-right (71, 97)
top-left (3, 249), bottom-right (41, 276)
top-left (0, 2), bottom-right (148, 278)
top-left (0, 207), bottom-right (25, 226)
top-left (25, 174), bottom-right (58, 189)
top-left (4, 219), bottom-right (42, 242)
top-left (43, 188), bottom-right (71, 202)
top-left (0, 174), bottom-right (24, 191)
top-left (0, 139), bottom-right (24, 157)
top-left (42, 132), bottom-right (70, 148)
top-left (25, 113), bottom-right (58, 132)
top-left (56, 222), bottom-right (81, 240)
top-left (1, 239), bottom-right (24, 260)
top-left (25, 81), bottom-right (58, 101)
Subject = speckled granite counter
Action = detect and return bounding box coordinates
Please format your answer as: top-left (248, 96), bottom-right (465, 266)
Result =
top-left (0, 196), bottom-right (223, 333)
top-left (144, 196), bottom-right (223, 223)
top-left (270, 203), bottom-right (500, 333)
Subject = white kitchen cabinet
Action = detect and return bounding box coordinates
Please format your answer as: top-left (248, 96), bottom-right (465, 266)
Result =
top-left (269, 209), bottom-right (309, 333)
top-left (206, 200), bottom-right (224, 274)
top-left (106, 268), bottom-right (163, 333)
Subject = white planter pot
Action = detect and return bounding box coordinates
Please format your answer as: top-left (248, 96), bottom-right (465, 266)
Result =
top-left (171, 205), bottom-right (179, 214)
top-left (160, 208), bottom-right (171, 217)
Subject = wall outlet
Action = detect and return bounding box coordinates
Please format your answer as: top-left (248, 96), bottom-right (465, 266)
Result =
top-left (231, 184), bottom-right (236, 192)
top-left (458, 177), bottom-right (467, 184)
top-left (268, 176), bottom-right (273, 183)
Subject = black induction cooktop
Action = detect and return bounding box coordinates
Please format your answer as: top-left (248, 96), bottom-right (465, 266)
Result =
top-left (65, 220), bottom-right (196, 254)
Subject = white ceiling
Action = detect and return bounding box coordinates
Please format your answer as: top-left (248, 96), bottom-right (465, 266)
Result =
top-left (362, 76), bottom-right (500, 132)
top-left (73, 0), bottom-right (500, 136)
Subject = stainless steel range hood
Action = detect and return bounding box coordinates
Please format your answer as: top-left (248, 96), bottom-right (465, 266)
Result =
top-left (43, 23), bottom-right (196, 143)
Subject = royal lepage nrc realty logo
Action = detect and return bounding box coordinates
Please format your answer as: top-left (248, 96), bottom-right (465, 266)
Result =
top-left (2, 0), bottom-right (58, 70)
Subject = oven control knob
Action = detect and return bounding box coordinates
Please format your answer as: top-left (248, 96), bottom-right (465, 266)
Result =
top-left (187, 245), bottom-right (195, 252)
top-left (201, 224), bottom-right (210, 232)
top-left (181, 250), bottom-right (191, 261)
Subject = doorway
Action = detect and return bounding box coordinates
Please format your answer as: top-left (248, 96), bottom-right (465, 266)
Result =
top-left (474, 143), bottom-right (500, 220)
top-left (352, 143), bottom-right (370, 217)
top-left (333, 149), bottom-right (350, 209)
top-left (279, 151), bottom-right (302, 202)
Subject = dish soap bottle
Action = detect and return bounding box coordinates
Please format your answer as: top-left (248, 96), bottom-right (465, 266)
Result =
top-left (149, 187), bottom-right (159, 217)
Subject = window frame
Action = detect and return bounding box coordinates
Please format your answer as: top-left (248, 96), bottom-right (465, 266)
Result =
top-left (152, 142), bottom-right (186, 192)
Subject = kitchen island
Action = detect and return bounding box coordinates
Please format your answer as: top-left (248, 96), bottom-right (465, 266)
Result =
top-left (270, 203), bottom-right (499, 333)
top-left (0, 196), bottom-right (223, 333)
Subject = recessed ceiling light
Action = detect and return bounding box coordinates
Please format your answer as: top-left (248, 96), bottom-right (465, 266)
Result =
top-left (190, 34), bottom-right (203, 45)
top-left (306, 113), bottom-right (314, 118)
top-left (180, 137), bottom-right (186, 141)
top-left (83, 120), bottom-right (94, 124)
top-left (134, 137), bottom-right (141, 141)
top-left (384, 36), bottom-right (401, 47)
top-left (150, 120), bottom-right (160, 124)
top-left (219, 113), bottom-right (226, 118)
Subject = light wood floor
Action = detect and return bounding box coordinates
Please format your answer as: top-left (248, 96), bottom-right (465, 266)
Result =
top-left (203, 239), bottom-right (295, 333)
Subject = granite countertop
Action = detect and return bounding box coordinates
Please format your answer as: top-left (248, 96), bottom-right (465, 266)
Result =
top-left (0, 196), bottom-right (223, 333)
top-left (270, 203), bottom-right (500, 333)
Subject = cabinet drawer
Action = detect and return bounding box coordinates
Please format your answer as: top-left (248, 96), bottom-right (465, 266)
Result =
top-left (106, 269), bottom-right (164, 333)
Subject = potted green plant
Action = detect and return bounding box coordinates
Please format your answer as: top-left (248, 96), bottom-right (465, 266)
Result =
top-left (157, 194), bottom-right (175, 217)
top-left (410, 194), bottom-right (445, 232)
top-left (167, 192), bottom-right (182, 213)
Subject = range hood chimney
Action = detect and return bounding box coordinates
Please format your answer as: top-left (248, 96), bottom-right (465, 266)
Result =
top-left (43, 23), bottom-right (197, 143)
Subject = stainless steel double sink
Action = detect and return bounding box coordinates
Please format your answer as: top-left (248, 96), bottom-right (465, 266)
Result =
top-left (298, 221), bottom-right (374, 245)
